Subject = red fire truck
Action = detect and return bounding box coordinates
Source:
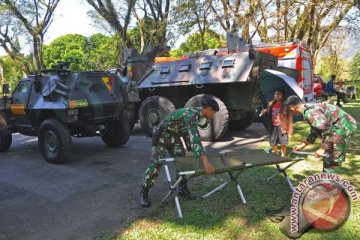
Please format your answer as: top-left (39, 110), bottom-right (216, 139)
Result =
top-left (254, 41), bottom-right (314, 101)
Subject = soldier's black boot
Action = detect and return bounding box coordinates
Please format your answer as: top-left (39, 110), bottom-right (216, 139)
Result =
top-left (179, 179), bottom-right (196, 200)
top-left (139, 186), bottom-right (150, 207)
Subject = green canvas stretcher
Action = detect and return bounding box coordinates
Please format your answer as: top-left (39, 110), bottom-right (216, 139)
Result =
top-left (160, 149), bottom-right (304, 218)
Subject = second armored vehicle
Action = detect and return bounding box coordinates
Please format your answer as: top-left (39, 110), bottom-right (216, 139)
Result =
top-left (124, 34), bottom-right (278, 141)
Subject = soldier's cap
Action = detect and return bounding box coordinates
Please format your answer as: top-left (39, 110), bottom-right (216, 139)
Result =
top-left (202, 98), bottom-right (220, 112)
top-left (284, 95), bottom-right (302, 107)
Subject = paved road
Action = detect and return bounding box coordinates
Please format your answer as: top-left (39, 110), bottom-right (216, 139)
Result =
top-left (0, 123), bottom-right (267, 240)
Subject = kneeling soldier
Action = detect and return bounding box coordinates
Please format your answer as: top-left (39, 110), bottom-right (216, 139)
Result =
top-left (139, 98), bottom-right (219, 207)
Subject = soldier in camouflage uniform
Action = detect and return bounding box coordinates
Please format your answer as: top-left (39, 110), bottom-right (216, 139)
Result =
top-left (284, 96), bottom-right (357, 173)
top-left (139, 98), bottom-right (219, 207)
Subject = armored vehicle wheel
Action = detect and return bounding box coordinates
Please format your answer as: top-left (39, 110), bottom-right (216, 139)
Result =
top-left (229, 110), bottom-right (256, 131)
top-left (0, 134), bottom-right (12, 152)
top-left (139, 96), bottom-right (176, 136)
top-left (102, 111), bottom-right (130, 147)
top-left (38, 118), bottom-right (72, 164)
top-left (185, 94), bottom-right (229, 142)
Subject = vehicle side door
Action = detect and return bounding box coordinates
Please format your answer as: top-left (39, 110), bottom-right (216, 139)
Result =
top-left (82, 75), bottom-right (123, 120)
top-left (9, 80), bottom-right (33, 127)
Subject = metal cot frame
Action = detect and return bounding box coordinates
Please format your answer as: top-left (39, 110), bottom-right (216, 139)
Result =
top-left (160, 151), bottom-right (304, 218)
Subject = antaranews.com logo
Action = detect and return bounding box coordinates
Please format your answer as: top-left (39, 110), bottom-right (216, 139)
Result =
top-left (290, 173), bottom-right (358, 233)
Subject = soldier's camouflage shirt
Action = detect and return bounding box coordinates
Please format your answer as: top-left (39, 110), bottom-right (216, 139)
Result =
top-left (154, 108), bottom-right (205, 158)
top-left (303, 103), bottom-right (358, 149)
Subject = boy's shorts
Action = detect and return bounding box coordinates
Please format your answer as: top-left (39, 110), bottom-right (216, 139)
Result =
top-left (269, 126), bottom-right (288, 145)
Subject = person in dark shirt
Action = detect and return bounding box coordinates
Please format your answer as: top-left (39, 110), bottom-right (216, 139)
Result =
top-left (325, 75), bottom-right (348, 107)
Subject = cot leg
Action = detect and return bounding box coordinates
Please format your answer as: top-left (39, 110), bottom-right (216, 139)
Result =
top-left (274, 164), bottom-right (296, 192)
top-left (162, 165), bottom-right (184, 218)
top-left (202, 181), bottom-right (230, 199)
top-left (236, 184), bottom-right (247, 204)
top-left (162, 167), bottom-right (183, 203)
top-left (159, 158), bottom-right (184, 217)
top-left (164, 163), bottom-right (172, 182)
top-left (175, 195), bottom-right (183, 218)
top-left (285, 174), bottom-right (296, 192)
top-left (267, 161), bottom-right (298, 181)
top-left (229, 172), bottom-right (247, 204)
top-left (162, 163), bottom-right (173, 203)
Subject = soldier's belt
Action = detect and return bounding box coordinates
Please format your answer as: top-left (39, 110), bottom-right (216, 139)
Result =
top-left (160, 148), bottom-right (304, 218)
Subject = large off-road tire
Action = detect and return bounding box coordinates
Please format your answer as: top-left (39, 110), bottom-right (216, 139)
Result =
top-left (38, 118), bottom-right (72, 164)
top-left (0, 134), bottom-right (12, 152)
top-left (229, 110), bottom-right (257, 131)
top-left (139, 96), bottom-right (176, 136)
top-left (102, 111), bottom-right (130, 147)
top-left (185, 94), bottom-right (229, 142)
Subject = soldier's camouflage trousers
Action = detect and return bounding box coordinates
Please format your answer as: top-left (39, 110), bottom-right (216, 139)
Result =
top-left (323, 134), bottom-right (353, 173)
top-left (142, 142), bottom-right (185, 188)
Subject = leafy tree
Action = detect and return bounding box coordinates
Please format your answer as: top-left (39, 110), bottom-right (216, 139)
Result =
top-left (350, 52), bottom-right (360, 80)
top-left (127, 16), bottom-right (160, 52)
top-left (134, 0), bottom-right (171, 50)
top-left (170, 0), bottom-right (212, 50)
top-left (87, 0), bottom-right (171, 51)
top-left (86, 33), bottom-right (118, 70)
top-left (43, 34), bottom-right (88, 71)
top-left (208, 0), bottom-right (258, 41)
top-left (315, 55), bottom-right (350, 81)
top-left (86, 0), bottom-right (135, 47)
top-left (0, 0), bottom-right (60, 72)
top-left (0, 7), bottom-right (34, 74)
top-left (43, 33), bottom-right (119, 71)
top-left (0, 56), bottom-right (24, 90)
top-left (169, 31), bottom-right (225, 57)
top-left (206, 0), bottom-right (358, 65)
top-left (168, 48), bottom-right (185, 58)
top-left (253, 0), bottom-right (357, 63)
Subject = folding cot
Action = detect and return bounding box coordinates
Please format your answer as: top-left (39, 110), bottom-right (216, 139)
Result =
top-left (160, 148), bottom-right (304, 217)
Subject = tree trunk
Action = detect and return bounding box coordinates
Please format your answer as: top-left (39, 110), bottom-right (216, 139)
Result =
top-left (283, 0), bottom-right (289, 41)
top-left (276, 0), bottom-right (281, 41)
top-left (0, 62), bottom-right (3, 87)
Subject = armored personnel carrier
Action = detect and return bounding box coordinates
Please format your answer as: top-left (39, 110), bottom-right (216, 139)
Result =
top-left (125, 34), bottom-right (278, 141)
top-left (0, 63), bottom-right (140, 163)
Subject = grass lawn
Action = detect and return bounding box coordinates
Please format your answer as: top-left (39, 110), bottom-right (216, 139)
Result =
top-left (95, 99), bottom-right (360, 240)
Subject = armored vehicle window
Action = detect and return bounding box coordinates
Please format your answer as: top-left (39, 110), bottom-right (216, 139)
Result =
top-left (179, 64), bottom-right (191, 72)
top-left (160, 66), bottom-right (171, 74)
top-left (222, 59), bottom-right (234, 68)
top-left (90, 83), bottom-right (107, 93)
top-left (16, 81), bottom-right (30, 93)
top-left (200, 62), bottom-right (212, 70)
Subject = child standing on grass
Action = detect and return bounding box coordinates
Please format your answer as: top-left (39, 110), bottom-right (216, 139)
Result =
top-left (262, 89), bottom-right (293, 156)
